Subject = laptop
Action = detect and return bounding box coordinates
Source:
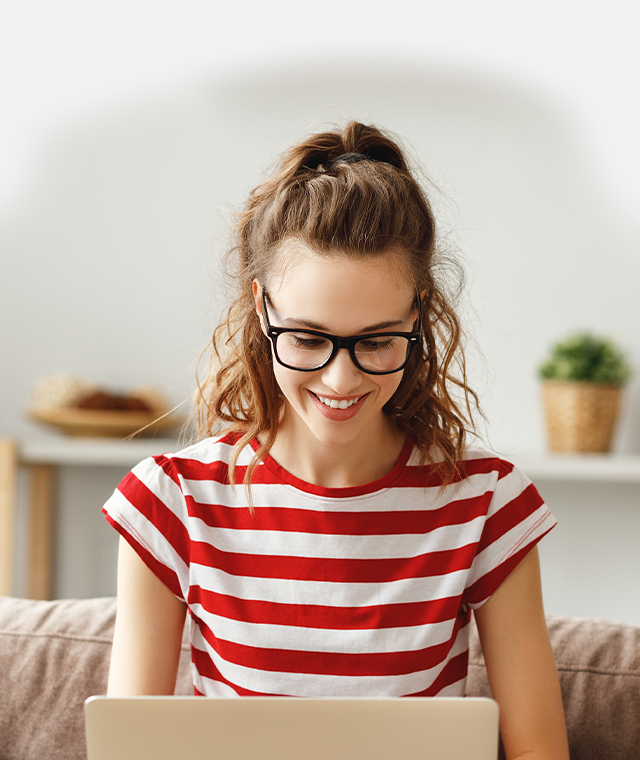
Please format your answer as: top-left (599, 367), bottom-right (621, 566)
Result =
top-left (85, 695), bottom-right (499, 760)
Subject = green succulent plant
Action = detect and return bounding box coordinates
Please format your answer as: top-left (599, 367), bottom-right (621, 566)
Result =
top-left (539, 332), bottom-right (632, 386)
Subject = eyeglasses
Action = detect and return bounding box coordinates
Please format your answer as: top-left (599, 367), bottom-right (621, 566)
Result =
top-left (261, 288), bottom-right (422, 375)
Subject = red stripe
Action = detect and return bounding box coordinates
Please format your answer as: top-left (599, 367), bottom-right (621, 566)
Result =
top-left (103, 511), bottom-right (184, 599)
top-left (197, 614), bottom-right (468, 678)
top-left (163, 457), bottom-right (231, 485)
top-left (167, 450), bottom-right (510, 494)
top-left (463, 534), bottom-right (551, 608)
top-left (150, 455), bottom-right (182, 486)
top-left (192, 651), bottom-right (470, 698)
top-left (407, 650), bottom-right (470, 696)
top-left (190, 541), bottom-right (477, 582)
top-left (476, 483), bottom-right (544, 555)
top-left (252, 437), bottom-right (415, 497)
top-left (388, 456), bottom-right (509, 488)
top-left (191, 644), bottom-right (278, 696)
top-left (116, 472), bottom-right (192, 566)
top-left (175, 458), bottom-right (416, 491)
top-left (184, 492), bottom-right (493, 536)
top-left (188, 586), bottom-right (461, 629)
top-left (219, 431), bottom-right (245, 446)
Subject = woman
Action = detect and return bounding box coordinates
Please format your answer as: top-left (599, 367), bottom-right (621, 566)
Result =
top-left (105, 122), bottom-right (569, 759)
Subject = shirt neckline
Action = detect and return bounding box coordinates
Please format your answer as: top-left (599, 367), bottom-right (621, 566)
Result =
top-left (249, 435), bottom-right (414, 498)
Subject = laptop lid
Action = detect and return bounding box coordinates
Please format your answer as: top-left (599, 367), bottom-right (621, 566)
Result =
top-left (85, 695), bottom-right (499, 760)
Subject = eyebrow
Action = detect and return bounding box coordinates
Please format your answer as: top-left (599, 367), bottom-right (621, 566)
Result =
top-left (277, 314), bottom-right (407, 332)
top-left (265, 292), bottom-right (414, 333)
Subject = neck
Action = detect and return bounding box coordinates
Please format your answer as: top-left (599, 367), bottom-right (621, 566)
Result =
top-left (266, 413), bottom-right (407, 489)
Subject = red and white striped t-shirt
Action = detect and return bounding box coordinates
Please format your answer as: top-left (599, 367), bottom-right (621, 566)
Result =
top-left (103, 433), bottom-right (555, 698)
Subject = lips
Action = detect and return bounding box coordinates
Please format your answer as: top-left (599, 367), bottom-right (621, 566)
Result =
top-left (315, 393), bottom-right (362, 410)
top-left (308, 391), bottom-right (367, 420)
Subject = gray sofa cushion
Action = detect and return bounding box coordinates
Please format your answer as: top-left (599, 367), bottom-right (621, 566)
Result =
top-left (467, 613), bottom-right (640, 760)
top-left (1, 596), bottom-right (639, 760)
top-left (0, 596), bottom-right (191, 760)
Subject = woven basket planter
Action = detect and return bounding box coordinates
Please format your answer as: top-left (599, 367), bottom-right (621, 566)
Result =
top-left (542, 381), bottom-right (622, 452)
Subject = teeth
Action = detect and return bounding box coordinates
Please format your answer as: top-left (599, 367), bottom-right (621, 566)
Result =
top-left (317, 394), bottom-right (361, 409)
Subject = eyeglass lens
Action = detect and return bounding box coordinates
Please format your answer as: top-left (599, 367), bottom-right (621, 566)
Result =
top-left (275, 332), bottom-right (412, 372)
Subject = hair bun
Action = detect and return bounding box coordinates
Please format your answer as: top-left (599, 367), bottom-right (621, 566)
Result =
top-left (359, 143), bottom-right (404, 169)
top-left (295, 123), bottom-right (406, 174)
top-left (345, 122), bottom-right (405, 169)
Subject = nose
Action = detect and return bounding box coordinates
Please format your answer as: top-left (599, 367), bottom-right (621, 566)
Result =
top-left (320, 348), bottom-right (363, 394)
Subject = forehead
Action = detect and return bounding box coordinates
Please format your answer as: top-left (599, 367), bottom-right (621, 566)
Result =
top-left (267, 240), bottom-right (415, 295)
top-left (264, 242), bottom-right (416, 332)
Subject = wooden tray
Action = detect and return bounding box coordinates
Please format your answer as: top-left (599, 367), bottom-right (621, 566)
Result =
top-left (28, 408), bottom-right (182, 438)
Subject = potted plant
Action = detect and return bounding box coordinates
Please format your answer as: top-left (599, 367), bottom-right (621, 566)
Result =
top-left (538, 332), bottom-right (632, 452)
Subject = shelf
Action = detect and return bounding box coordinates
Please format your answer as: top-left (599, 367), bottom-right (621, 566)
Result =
top-left (509, 453), bottom-right (640, 483)
top-left (18, 437), bottom-right (181, 467)
top-left (15, 437), bottom-right (640, 483)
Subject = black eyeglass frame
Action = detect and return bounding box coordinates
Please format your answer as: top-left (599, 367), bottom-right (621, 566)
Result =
top-left (261, 288), bottom-right (423, 375)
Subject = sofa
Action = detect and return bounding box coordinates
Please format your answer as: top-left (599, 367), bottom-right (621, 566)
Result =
top-left (0, 596), bottom-right (638, 760)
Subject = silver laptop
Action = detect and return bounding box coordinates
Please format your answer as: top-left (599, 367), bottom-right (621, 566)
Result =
top-left (85, 695), bottom-right (499, 760)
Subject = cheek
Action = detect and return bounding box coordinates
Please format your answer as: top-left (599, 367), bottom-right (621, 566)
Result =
top-left (382, 373), bottom-right (404, 396)
top-left (272, 364), bottom-right (305, 402)
top-left (270, 363), bottom-right (286, 393)
top-left (377, 373), bottom-right (405, 407)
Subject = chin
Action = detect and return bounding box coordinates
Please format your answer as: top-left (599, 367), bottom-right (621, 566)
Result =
top-left (306, 412), bottom-right (380, 449)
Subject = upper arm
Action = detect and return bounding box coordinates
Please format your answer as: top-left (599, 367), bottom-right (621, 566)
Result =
top-left (473, 547), bottom-right (569, 760)
top-left (107, 536), bottom-right (188, 695)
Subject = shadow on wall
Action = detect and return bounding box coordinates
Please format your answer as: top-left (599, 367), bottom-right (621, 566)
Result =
top-left (1, 56), bottom-right (639, 454)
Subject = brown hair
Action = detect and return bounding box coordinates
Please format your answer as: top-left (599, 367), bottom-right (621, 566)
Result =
top-left (196, 121), bottom-right (479, 487)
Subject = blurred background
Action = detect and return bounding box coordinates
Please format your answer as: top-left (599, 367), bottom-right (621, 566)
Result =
top-left (2, 1), bottom-right (639, 618)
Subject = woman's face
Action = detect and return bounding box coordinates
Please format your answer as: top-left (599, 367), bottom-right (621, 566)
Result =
top-left (253, 244), bottom-right (418, 452)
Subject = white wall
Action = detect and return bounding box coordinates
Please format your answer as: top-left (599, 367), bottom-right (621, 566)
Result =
top-left (536, 479), bottom-right (640, 625)
top-left (2, 7), bottom-right (639, 621)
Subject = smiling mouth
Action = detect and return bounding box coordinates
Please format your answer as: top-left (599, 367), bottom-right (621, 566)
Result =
top-left (314, 393), bottom-right (362, 410)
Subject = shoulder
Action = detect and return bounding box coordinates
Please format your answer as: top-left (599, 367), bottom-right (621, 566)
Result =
top-left (405, 445), bottom-right (532, 496)
top-left (107, 433), bottom-right (252, 518)
top-left (459, 448), bottom-right (528, 484)
top-left (136, 432), bottom-right (248, 472)
top-left (457, 449), bottom-right (542, 513)
top-left (457, 448), bottom-right (551, 532)
top-left (120, 433), bottom-right (252, 497)
top-left (162, 431), bottom-right (244, 462)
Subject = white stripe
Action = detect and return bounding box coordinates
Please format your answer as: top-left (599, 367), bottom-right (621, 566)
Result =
top-left (191, 564), bottom-right (469, 607)
top-left (194, 672), bottom-right (241, 697)
top-left (191, 517), bottom-right (486, 559)
top-left (486, 463), bottom-right (533, 512)
top-left (189, 601), bottom-right (455, 653)
top-left (466, 506), bottom-right (555, 590)
top-left (169, 438), bottom-right (255, 467)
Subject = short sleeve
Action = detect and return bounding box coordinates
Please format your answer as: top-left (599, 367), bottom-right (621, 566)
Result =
top-left (103, 455), bottom-right (192, 601)
top-left (462, 459), bottom-right (556, 609)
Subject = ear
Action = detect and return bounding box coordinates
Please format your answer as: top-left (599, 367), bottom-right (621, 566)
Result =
top-left (413, 289), bottom-right (427, 316)
top-left (252, 280), bottom-right (266, 333)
